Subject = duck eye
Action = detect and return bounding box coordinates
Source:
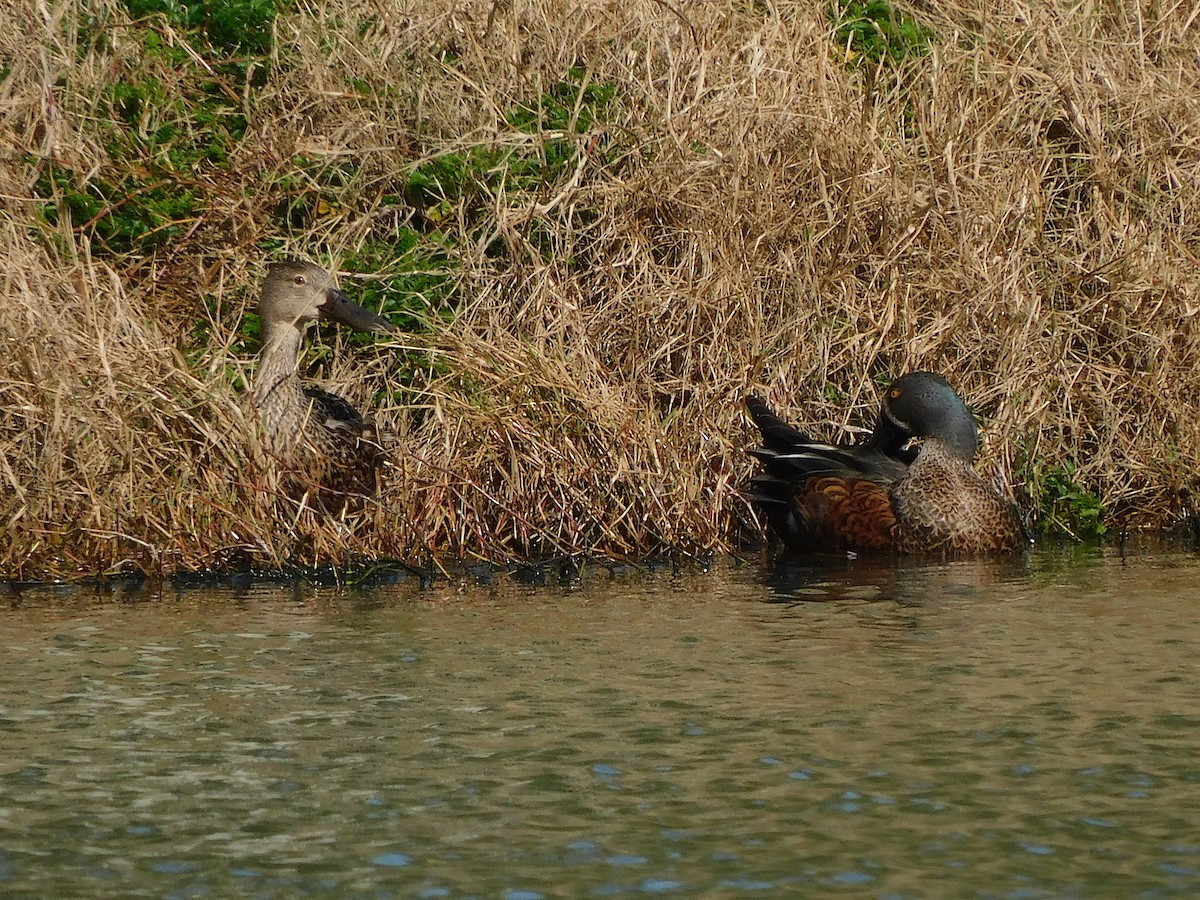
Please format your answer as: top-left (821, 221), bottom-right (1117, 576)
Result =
top-left (890, 389), bottom-right (901, 399)
top-left (293, 275), bottom-right (306, 286)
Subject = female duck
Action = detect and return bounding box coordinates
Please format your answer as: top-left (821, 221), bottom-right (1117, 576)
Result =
top-left (745, 372), bottom-right (1028, 554)
top-left (252, 260), bottom-right (393, 500)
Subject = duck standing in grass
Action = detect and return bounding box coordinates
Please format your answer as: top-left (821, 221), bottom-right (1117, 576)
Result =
top-left (745, 372), bottom-right (1028, 555)
top-left (252, 260), bottom-right (393, 505)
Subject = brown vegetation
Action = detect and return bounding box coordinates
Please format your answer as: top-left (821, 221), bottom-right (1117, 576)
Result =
top-left (2, 0), bottom-right (1199, 578)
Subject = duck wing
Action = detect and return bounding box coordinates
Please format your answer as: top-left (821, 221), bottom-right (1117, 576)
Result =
top-left (304, 386), bottom-right (372, 435)
top-left (744, 394), bottom-right (906, 551)
top-left (296, 386), bottom-right (390, 504)
top-left (744, 394), bottom-right (908, 481)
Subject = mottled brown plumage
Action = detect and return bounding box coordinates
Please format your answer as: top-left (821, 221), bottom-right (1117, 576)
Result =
top-left (745, 373), bottom-right (1028, 555)
top-left (251, 260), bottom-right (393, 508)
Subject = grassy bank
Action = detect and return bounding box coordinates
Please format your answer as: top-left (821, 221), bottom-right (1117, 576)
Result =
top-left (2, 0), bottom-right (1199, 579)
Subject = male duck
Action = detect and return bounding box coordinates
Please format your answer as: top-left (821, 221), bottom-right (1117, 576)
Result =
top-left (252, 260), bottom-right (393, 500)
top-left (745, 372), bottom-right (1028, 554)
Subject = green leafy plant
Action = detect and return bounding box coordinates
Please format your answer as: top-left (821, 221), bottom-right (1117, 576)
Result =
top-left (122, 0), bottom-right (277, 56)
top-left (35, 164), bottom-right (200, 256)
top-left (1025, 460), bottom-right (1107, 538)
top-left (35, 5), bottom-right (267, 257)
top-left (403, 68), bottom-right (619, 251)
top-left (829, 1), bottom-right (934, 65)
top-left (340, 234), bottom-right (458, 335)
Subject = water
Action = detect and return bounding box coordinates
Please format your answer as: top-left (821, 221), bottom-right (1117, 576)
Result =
top-left (2, 546), bottom-right (1199, 897)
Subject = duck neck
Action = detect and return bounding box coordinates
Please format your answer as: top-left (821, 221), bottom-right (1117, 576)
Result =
top-left (254, 322), bottom-right (308, 452)
top-left (937, 405), bottom-right (980, 461)
top-left (913, 426), bottom-right (979, 474)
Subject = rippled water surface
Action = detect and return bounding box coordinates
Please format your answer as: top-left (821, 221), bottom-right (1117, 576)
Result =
top-left (3, 547), bottom-right (1200, 897)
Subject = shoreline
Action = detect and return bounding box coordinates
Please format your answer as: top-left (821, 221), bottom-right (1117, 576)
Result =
top-left (4, 2), bottom-right (1199, 580)
top-left (4, 529), bottom-right (1199, 589)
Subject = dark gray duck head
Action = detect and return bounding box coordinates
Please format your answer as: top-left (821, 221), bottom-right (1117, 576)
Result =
top-left (865, 372), bottom-right (979, 461)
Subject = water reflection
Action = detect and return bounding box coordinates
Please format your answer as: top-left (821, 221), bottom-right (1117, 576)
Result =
top-left (749, 551), bottom-right (1037, 608)
top-left (2, 547), bottom-right (1199, 896)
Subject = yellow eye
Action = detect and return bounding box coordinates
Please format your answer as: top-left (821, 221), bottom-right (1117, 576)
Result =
top-left (890, 389), bottom-right (901, 399)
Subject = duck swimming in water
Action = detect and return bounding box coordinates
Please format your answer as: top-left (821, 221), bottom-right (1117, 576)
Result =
top-left (252, 260), bottom-right (393, 503)
top-left (745, 372), bottom-right (1028, 555)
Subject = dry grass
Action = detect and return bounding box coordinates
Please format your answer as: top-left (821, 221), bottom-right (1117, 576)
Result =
top-left (2, 0), bottom-right (1200, 578)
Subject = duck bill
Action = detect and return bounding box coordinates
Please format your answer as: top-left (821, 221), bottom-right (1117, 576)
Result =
top-left (321, 287), bottom-right (393, 334)
top-left (863, 409), bottom-right (913, 457)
